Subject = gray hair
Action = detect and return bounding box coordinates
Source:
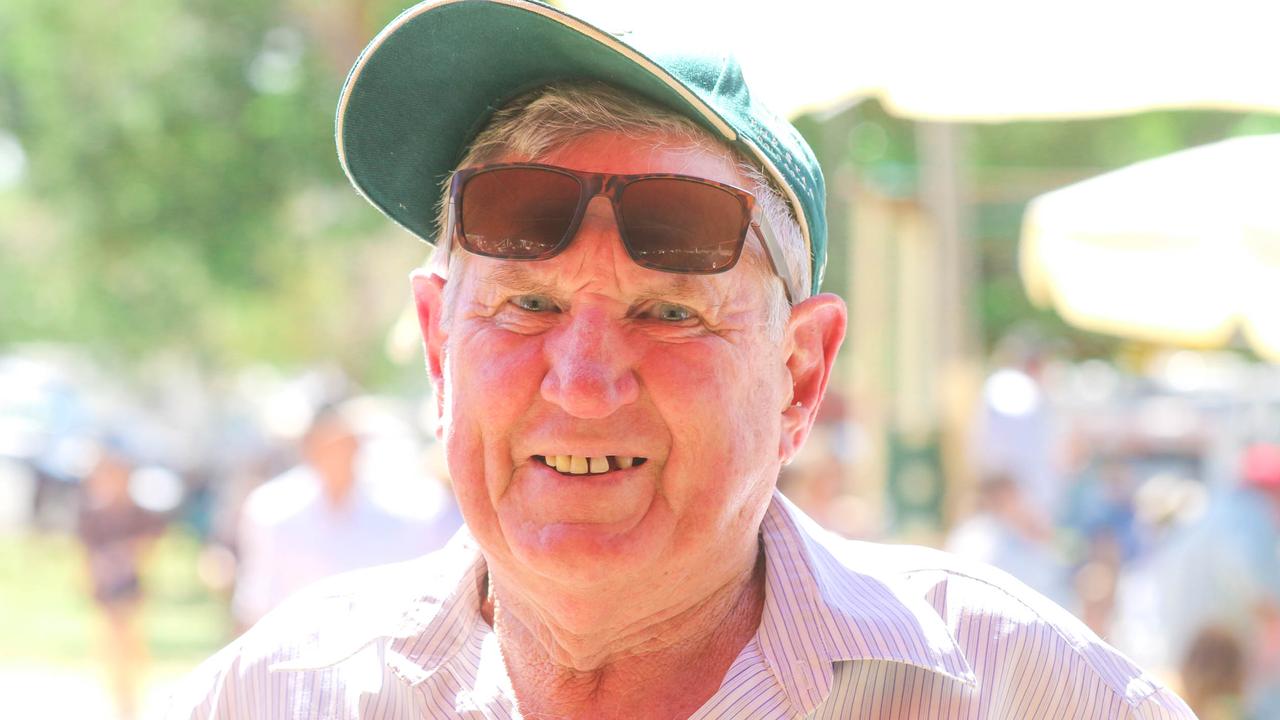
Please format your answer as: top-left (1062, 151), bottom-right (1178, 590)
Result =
top-left (429, 82), bottom-right (810, 332)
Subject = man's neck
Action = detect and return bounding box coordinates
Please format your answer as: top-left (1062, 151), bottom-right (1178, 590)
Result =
top-left (484, 544), bottom-right (766, 720)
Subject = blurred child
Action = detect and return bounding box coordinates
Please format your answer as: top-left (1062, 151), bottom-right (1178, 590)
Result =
top-left (75, 440), bottom-right (165, 720)
top-left (1179, 626), bottom-right (1244, 720)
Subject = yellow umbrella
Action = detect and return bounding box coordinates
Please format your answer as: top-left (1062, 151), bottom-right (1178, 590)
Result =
top-left (1021, 134), bottom-right (1280, 358)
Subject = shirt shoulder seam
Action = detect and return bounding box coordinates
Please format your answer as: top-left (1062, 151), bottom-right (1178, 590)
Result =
top-left (898, 565), bottom-right (1165, 707)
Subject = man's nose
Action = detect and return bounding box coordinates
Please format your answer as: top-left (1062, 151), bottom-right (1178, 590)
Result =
top-left (540, 306), bottom-right (640, 419)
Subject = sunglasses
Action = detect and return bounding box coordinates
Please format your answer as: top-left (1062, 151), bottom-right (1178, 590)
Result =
top-left (446, 163), bottom-right (798, 302)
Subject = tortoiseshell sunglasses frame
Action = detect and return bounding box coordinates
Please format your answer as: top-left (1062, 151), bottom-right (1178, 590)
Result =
top-left (444, 162), bottom-right (797, 303)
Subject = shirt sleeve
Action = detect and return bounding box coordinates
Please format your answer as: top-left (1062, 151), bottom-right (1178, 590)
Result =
top-left (166, 637), bottom-right (256, 720)
top-left (1125, 684), bottom-right (1198, 720)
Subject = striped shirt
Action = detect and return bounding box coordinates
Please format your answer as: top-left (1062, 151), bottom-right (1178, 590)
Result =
top-left (170, 492), bottom-right (1194, 718)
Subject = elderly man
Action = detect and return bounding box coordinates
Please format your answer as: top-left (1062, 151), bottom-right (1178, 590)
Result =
top-left (173, 1), bottom-right (1193, 717)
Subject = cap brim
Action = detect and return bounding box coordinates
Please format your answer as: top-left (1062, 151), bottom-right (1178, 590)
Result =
top-left (336, 0), bottom-right (744, 246)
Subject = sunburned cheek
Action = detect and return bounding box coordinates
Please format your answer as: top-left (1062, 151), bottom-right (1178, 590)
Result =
top-left (642, 341), bottom-right (778, 410)
top-left (643, 343), bottom-right (784, 480)
top-left (445, 342), bottom-right (545, 518)
top-left (454, 328), bottom-right (546, 399)
top-left (445, 329), bottom-right (546, 472)
top-left (640, 340), bottom-right (729, 387)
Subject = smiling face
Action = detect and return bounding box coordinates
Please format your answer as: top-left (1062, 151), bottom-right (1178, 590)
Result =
top-left (420, 131), bottom-right (801, 596)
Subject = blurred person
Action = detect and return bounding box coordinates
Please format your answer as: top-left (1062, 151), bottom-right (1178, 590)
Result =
top-left (171, 2), bottom-right (1192, 717)
top-left (1113, 445), bottom-right (1280, 718)
top-left (1063, 455), bottom-right (1141, 564)
top-left (946, 473), bottom-right (1072, 606)
top-left (75, 439), bottom-right (166, 720)
top-left (231, 402), bottom-right (461, 629)
top-left (1074, 529), bottom-right (1126, 641)
top-left (1235, 444), bottom-right (1280, 719)
top-left (971, 333), bottom-right (1061, 531)
top-left (1179, 626), bottom-right (1245, 720)
top-left (1062, 456), bottom-right (1143, 637)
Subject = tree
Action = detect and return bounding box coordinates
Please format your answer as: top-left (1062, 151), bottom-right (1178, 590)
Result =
top-left (0, 0), bottom-right (418, 381)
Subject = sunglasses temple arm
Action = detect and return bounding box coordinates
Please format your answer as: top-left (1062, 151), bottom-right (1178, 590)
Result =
top-left (751, 215), bottom-right (798, 305)
top-left (435, 194), bottom-right (456, 266)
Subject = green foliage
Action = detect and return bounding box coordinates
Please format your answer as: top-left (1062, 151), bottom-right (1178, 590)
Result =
top-left (971, 110), bottom-right (1280, 169)
top-left (0, 0), bottom-right (416, 378)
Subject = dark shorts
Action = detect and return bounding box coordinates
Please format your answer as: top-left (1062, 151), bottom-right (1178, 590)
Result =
top-left (93, 575), bottom-right (141, 607)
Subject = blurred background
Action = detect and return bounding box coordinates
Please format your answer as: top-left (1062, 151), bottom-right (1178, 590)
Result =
top-left (3, 1), bottom-right (1279, 718)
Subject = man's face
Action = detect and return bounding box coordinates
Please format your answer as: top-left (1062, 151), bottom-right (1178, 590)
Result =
top-left (424, 131), bottom-right (799, 592)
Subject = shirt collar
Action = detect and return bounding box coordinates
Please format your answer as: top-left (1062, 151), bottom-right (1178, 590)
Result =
top-left (383, 529), bottom-right (489, 686)
top-left (382, 492), bottom-right (977, 711)
top-left (756, 491), bottom-right (976, 714)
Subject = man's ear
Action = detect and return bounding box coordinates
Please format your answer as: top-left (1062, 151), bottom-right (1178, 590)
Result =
top-left (779, 293), bottom-right (847, 463)
top-left (410, 269), bottom-right (449, 428)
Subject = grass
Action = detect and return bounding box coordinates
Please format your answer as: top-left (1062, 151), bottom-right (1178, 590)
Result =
top-left (0, 527), bottom-right (230, 670)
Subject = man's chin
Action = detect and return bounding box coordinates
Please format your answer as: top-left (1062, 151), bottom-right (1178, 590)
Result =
top-left (501, 513), bottom-right (668, 586)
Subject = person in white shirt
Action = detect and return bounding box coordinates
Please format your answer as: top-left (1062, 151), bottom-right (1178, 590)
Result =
top-left (232, 402), bottom-right (461, 627)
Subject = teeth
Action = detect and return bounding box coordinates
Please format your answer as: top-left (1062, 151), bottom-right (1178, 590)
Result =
top-left (542, 454), bottom-right (640, 474)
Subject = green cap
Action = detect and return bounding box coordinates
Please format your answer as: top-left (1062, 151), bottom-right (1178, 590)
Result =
top-left (336, 0), bottom-right (827, 295)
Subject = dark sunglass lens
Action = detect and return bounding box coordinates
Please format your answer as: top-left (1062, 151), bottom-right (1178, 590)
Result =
top-left (618, 179), bottom-right (747, 272)
top-left (459, 168), bottom-right (582, 259)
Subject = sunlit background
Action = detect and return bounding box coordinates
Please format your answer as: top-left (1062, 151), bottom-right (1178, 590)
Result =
top-left (3, 1), bottom-right (1280, 718)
